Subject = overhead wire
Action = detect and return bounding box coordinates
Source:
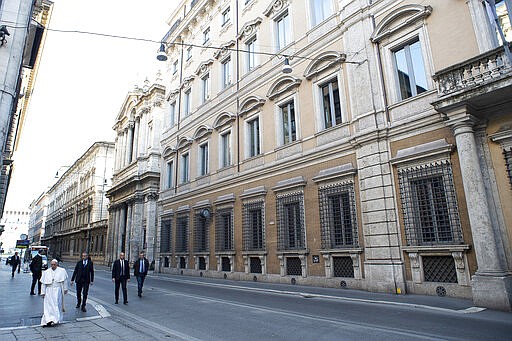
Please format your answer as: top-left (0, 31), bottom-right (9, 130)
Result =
top-left (0, 21), bottom-right (363, 63)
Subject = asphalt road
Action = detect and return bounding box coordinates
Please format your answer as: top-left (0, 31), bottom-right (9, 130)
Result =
top-left (81, 266), bottom-right (512, 341)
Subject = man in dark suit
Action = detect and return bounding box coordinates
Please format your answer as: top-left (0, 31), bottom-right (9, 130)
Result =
top-left (112, 252), bottom-right (130, 304)
top-left (29, 251), bottom-right (43, 295)
top-left (133, 252), bottom-right (149, 297)
top-left (11, 251), bottom-right (20, 278)
top-left (71, 252), bottom-right (94, 312)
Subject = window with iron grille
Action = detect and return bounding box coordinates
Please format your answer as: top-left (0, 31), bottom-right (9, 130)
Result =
top-left (221, 257), bottom-right (231, 271)
top-left (286, 257), bottom-right (302, 276)
top-left (194, 211), bottom-right (209, 252)
top-left (215, 208), bottom-right (234, 251)
top-left (242, 201), bottom-right (265, 251)
top-left (332, 256), bottom-right (354, 278)
top-left (504, 148), bottom-right (512, 187)
top-left (179, 256), bottom-right (186, 269)
top-left (250, 257), bottom-right (262, 273)
top-left (160, 219), bottom-right (172, 253)
top-left (318, 182), bottom-right (358, 249)
top-left (276, 193), bottom-right (305, 251)
top-left (164, 256), bottom-right (170, 267)
top-left (422, 256), bottom-right (457, 283)
top-left (398, 161), bottom-right (463, 246)
top-left (176, 215), bottom-right (189, 253)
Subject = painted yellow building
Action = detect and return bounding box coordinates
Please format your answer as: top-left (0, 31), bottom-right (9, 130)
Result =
top-left (120, 0), bottom-right (511, 310)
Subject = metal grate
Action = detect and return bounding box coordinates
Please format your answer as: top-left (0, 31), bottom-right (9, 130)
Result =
top-left (179, 256), bottom-right (186, 269)
top-left (242, 201), bottom-right (265, 251)
top-left (276, 192), bottom-right (305, 251)
top-left (164, 256), bottom-right (170, 267)
top-left (250, 257), bottom-right (262, 273)
top-left (332, 256), bottom-right (354, 278)
top-left (286, 257), bottom-right (302, 276)
top-left (504, 148), bottom-right (512, 187)
top-left (160, 219), bottom-right (172, 253)
top-left (423, 256), bottom-right (457, 283)
top-left (194, 211), bottom-right (210, 252)
top-left (398, 161), bottom-right (463, 246)
top-left (221, 257), bottom-right (231, 271)
top-left (198, 257), bottom-right (206, 270)
top-left (318, 182), bottom-right (358, 249)
top-left (176, 215), bottom-right (189, 253)
top-left (215, 208), bottom-right (234, 251)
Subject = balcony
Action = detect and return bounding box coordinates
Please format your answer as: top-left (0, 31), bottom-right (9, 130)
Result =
top-left (432, 46), bottom-right (512, 114)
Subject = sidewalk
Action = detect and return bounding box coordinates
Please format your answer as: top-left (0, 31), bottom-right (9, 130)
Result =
top-left (0, 262), bottom-right (158, 340)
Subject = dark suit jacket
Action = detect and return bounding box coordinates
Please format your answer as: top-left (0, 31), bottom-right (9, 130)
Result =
top-left (133, 258), bottom-right (150, 277)
top-left (71, 258), bottom-right (94, 283)
top-left (29, 254), bottom-right (43, 274)
top-left (10, 255), bottom-right (20, 267)
top-left (112, 259), bottom-right (130, 280)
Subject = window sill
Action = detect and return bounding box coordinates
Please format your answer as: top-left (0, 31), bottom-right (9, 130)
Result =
top-left (402, 244), bottom-right (470, 253)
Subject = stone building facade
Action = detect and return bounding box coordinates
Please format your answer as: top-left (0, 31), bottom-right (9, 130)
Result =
top-left (106, 81), bottom-right (166, 265)
top-left (0, 0), bottom-right (53, 217)
top-left (43, 142), bottom-right (114, 265)
top-left (28, 192), bottom-right (48, 245)
top-left (154, 0), bottom-right (512, 310)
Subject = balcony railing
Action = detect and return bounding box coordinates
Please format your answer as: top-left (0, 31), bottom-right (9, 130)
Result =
top-left (433, 46), bottom-right (512, 97)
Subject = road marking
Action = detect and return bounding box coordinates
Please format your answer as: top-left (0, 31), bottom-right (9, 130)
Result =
top-left (96, 268), bottom-right (486, 314)
top-left (89, 295), bottom-right (202, 341)
top-left (144, 287), bottom-right (457, 341)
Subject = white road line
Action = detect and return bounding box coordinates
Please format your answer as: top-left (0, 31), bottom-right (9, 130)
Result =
top-left (89, 295), bottom-right (202, 341)
top-left (95, 269), bottom-right (486, 314)
top-left (141, 286), bottom-right (456, 341)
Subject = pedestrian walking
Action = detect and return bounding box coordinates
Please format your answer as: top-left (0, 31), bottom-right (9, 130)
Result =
top-left (70, 252), bottom-right (94, 312)
top-left (30, 251), bottom-right (43, 295)
top-left (40, 259), bottom-right (68, 327)
top-left (10, 251), bottom-right (20, 278)
top-left (112, 252), bottom-right (130, 304)
top-left (133, 252), bottom-right (149, 297)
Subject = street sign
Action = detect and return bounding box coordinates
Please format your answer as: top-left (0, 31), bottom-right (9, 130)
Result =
top-left (16, 240), bottom-right (30, 248)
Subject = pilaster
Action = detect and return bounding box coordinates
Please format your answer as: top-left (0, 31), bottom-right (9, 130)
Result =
top-left (352, 132), bottom-right (406, 294)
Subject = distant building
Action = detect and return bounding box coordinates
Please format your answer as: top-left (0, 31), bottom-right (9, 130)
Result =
top-left (28, 192), bottom-right (48, 245)
top-left (42, 142), bottom-right (114, 264)
top-left (0, 0), bottom-right (53, 217)
top-left (0, 209), bottom-right (30, 253)
top-left (106, 81), bottom-right (166, 265)
top-left (152, 0), bottom-right (512, 311)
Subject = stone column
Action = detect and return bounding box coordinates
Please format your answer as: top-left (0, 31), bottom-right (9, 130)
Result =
top-left (119, 206), bottom-right (127, 255)
top-left (126, 202), bottom-right (133, 262)
top-left (145, 192), bottom-right (158, 263)
top-left (126, 122), bottom-right (134, 164)
top-left (133, 119), bottom-right (140, 160)
top-left (112, 208), bottom-right (121, 259)
top-left (118, 131), bottom-right (125, 168)
top-left (448, 113), bottom-right (512, 311)
top-left (106, 207), bottom-right (115, 264)
top-left (131, 196), bottom-right (144, 261)
top-left (114, 135), bottom-right (120, 170)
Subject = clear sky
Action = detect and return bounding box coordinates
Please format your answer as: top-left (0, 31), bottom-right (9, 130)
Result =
top-left (5, 0), bottom-right (177, 210)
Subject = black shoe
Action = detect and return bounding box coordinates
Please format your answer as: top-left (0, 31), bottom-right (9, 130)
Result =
top-left (138, 293), bottom-right (141, 297)
top-left (115, 301), bottom-right (118, 304)
top-left (30, 292), bottom-right (36, 295)
top-left (81, 306), bottom-right (87, 312)
top-left (123, 301), bottom-right (128, 305)
top-left (76, 304), bottom-right (80, 308)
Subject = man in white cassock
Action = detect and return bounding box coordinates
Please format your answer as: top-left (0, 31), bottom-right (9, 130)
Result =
top-left (40, 259), bottom-right (68, 327)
